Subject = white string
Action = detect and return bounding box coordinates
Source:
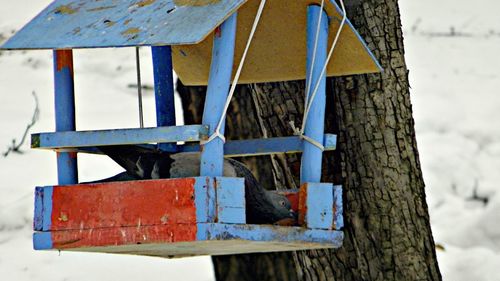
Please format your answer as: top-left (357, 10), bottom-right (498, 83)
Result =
top-left (135, 47), bottom-right (144, 129)
top-left (292, 0), bottom-right (347, 151)
top-left (201, 0), bottom-right (267, 145)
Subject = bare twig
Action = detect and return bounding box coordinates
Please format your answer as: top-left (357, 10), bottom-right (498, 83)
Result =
top-left (3, 91), bottom-right (40, 157)
top-left (467, 179), bottom-right (489, 206)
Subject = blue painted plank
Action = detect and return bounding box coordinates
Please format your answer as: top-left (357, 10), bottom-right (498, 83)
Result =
top-left (200, 13), bottom-right (237, 177)
top-left (305, 182), bottom-right (334, 230)
top-left (71, 134), bottom-right (337, 156)
top-left (194, 177), bottom-right (216, 223)
top-left (300, 6), bottom-right (329, 184)
top-left (54, 50), bottom-right (78, 185)
top-left (31, 125), bottom-right (209, 149)
top-left (152, 46), bottom-right (177, 152)
top-left (217, 208), bottom-right (246, 225)
top-left (216, 177), bottom-right (245, 224)
top-left (217, 134), bottom-right (336, 157)
top-left (1, 0), bottom-right (246, 50)
top-left (34, 186), bottom-right (53, 231)
top-left (333, 185), bottom-right (343, 229)
top-left (33, 232), bottom-right (53, 250)
top-left (197, 223), bottom-right (344, 247)
top-left (215, 177), bottom-right (245, 208)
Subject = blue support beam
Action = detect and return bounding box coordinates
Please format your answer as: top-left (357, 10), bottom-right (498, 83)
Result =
top-left (152, 46), bottom-right (177, 152)
top-left (31, 125), bottom-right (209, 149)
top-left (301, 6), bottom-right (329, 184)
top-left (53, 50), bottom-right (78, 185)
top-left (200, 13), bottom-right (237, 177)
top-left (183, 134), bottom-right (337, 156)
top-left (44, 134), bottom-right (338, 157)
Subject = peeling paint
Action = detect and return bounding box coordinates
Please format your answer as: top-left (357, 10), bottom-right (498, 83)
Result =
top-left (136, 0), bottom-right (156, 8)
top-left (87, 5), bottom-right (117, 12)
top-left (103, 20), bottom-right (115, 27)
top-left (121, 27), bottom-right (141, 36)
top-left (54, 5), bottom-right (78, 15)
top-left (59, 212), bottom-right (68, 222)
top-left (174, 0), bottom-right (220, 7)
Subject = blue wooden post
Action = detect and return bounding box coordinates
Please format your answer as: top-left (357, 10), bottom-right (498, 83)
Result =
top-left (200, 13), bottom-right (237, 177)
top-left (152, 46), bottom-right (177, 152)
top-left (53, 50), bottom-right (78, 185)
top-left (300, 6), bottom-right (329, 184)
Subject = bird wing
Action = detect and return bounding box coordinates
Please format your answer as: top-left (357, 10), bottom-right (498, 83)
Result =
top-left (170, 153), bottom-right (237, 178)
top-left (98, 145), bottom-right (164, 179)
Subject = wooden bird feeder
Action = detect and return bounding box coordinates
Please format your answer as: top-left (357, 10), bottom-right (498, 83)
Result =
top-left (2, 0), bottom-right (381, 258)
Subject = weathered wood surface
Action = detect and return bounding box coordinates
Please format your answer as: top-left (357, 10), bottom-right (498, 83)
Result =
top-left (31, 125), bottom-right (209, 149)
top-left (298, 182), bottom-right (342, 230)
top-left (152, 45), bottom-right (177, 152)
top-left (200, 13), bottom-right (237, 177)
top-left (184, 134), bottom-right (337, 157)
top-left (53, 49), bottom-right (78, 185)
top-left (34, 178), bottom-right (198, 232)
top-left (1, 0), bottom-right (247, 49)
top-left (52, 134), bottom-right (337, 158)
top-left (34, 223), bottom-right (343, 256)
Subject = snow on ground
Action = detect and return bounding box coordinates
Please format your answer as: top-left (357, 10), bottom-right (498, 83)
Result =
top-left (0, 0), bottom-right (499, 280)
top-left (400, 0), bottom-right (500, 279)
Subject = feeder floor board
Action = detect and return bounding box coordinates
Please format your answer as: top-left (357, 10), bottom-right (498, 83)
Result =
top-left (34, 223), bottom-right (344, 258)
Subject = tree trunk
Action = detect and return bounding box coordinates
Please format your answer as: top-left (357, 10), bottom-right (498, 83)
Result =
top-left (177, 0), bottom-right (442, 280)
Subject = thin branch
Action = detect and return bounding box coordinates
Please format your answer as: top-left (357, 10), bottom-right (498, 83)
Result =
top-left (3, 91), bottom-right (40, 157)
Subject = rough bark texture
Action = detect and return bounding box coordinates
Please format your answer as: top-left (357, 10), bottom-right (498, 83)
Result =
top-left (177, 0), bottom-right (441, 280)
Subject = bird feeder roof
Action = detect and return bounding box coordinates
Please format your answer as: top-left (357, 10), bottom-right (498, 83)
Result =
top-left (1, 0), bottom-right (382, 84)
top-left (1, 0), bottom-right (247, 49)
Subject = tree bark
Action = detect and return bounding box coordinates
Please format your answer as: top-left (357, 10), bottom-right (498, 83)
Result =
top-left (177, 0), bottom-right (442, 280)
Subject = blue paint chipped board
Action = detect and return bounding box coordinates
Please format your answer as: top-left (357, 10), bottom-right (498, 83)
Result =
top-left (299, 182), bottom-right (343, 230)
top-left (215, 177), bottom-right (246, 224)
top-left (333, 185), bottom-right (343, 229)
top-left (199, 13), bottom-right (237, 177)
top-left (1, 0), bottom-right (248, 49)
top-left (172, 0), bottom-right (383, 85)
top-left (46, 134), bottom-right (338, 157)
top-left (34, 186), bottom-right (53, 231)
top-left (194, 177), bottom-right (216, 223)
top-left (304, 183), bottom-right (335, 229)
top-left (31, 125), bottom-right (209, 149)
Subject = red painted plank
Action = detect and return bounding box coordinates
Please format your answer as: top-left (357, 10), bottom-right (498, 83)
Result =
top-left (51, 224), bottom-right (197, 249)
top-left (50, 178), bottom-right (197, 231)
top-left (298, 184), bottom-right (308, 226)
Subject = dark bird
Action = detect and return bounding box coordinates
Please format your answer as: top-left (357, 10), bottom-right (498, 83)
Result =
top-left (95, 145), bottom-right (296, 225)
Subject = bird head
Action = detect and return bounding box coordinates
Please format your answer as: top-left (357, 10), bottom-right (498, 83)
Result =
top-left (267, 192), bottom-right (297, 225)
